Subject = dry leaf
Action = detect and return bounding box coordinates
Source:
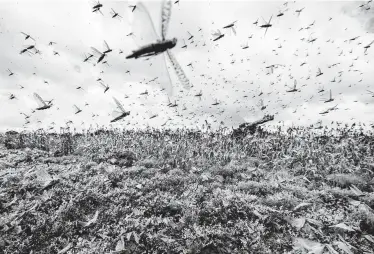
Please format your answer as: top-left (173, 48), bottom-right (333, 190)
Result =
top-left (363, 234), bottom-right (374, 244)
top-left (325, 244), bottom-right (339, 254)
top-left (58, 243), bottom-right (73, 254)
top-left (84, 210), bottom-right (99, 227)
top-left (334, 241), bottom-right (353, 254)
top-left (337, 235), bottom-right (357, 251)
top-left (288, 217), bottom-right (306, 231)
top-left (133, 231), bottom-right (140, 244)
top-left (350, 185), bottom-right (364, 196)
top-left (126, 232), bottom-right (132, 241)
top-left (247, 167), bottom-right (257, 172)
top-left (115, 236), bottom-right (125, 252)
top-left (293, 237), bottom-right (325, 254)
top-left (201, 172), bottom-right (211, 181)
top-left (347, 197), bottom-right (360, 207)
top-left (253, 209), bottom-right (264, 220)
top-left (15, 225), bottom-right (22, 234)
top-left (293, 202), bottom-right (312, 212)
top-left (161, 236), bottom-right (175, 244)
top-left (4, 194), bottom-right (17, 208)
top-left (36, 167), bottom-right (52, 183)
top-left (330, 223), bottom-right (355, 232)
top-left (307, 218), bottom-right (323, 228)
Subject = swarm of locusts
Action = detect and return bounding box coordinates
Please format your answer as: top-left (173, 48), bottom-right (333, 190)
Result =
top-left (1, 124), bottom-right (374, 253)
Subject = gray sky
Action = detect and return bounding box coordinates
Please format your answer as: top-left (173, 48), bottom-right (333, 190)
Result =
top-left (1, 0), bottom-right (374, 132)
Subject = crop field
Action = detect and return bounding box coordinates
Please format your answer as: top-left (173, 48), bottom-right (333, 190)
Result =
top-left (1, 127), bottom-right (374, 253)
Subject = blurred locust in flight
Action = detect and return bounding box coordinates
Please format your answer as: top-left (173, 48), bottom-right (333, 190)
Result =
top-left (91, 40), bottom-right (113, 63)
top-left (34, 93), bottom-right (53, 110)
top-left (126, 0), bottom-right (190, 95)
top-left (111, 97), bottom-right (130, 122)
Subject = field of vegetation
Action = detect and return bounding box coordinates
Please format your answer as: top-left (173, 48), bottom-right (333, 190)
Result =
top-left (1, 126), bottom-right (374, 253)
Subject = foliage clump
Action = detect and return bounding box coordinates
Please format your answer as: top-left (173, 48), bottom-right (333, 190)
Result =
top-left (1, 126), bottom-right (374, 253)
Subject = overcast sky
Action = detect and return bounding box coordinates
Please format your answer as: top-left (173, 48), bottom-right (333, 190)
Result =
top-left (0, 0), bottom-right (374, 132)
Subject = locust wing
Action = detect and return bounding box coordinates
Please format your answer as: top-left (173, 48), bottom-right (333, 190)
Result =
top-left (166, 49), bottom-right (190, 90)
top-left (182, 39), bottom-right (187, 47)
top-left (91, 47), bottom-right (103, 60)
top-left (129, 1), bottom-right (160, 47)
top-left (113, 97), bottom-right (125, 113)
top-left (73, 104), bottom-right (81, 112)
top-left (161, 0), bottom-right (172, 41)
top-left (268, 15), bottom-right (273, 24)
top-left (99, 82), bottom-right (108, 89)
top-left (258, 99), bottom-right (264, 107)
top-left (21, 32), bottom-right (35, 40)
top-left (148, 111), bottom-right (158, 119)
top-left (33, 93), bottom-right (47, 107)
top-left (128, 1), bottom-right (182, 97)
top-left (157, 53), bottom-right (173, 96)
top-left (212, 29), bottom-right (222, 37)
top-left (329, 104), bottom-right (338, 111)
top-left (231, 26), bottom-right (236, 36)
top-left (111, 110), bottom-right (123, 119)
top-left (240, 41), bottom-right (248, 48)
top-left (103, 40), bottom-right (110, 51)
